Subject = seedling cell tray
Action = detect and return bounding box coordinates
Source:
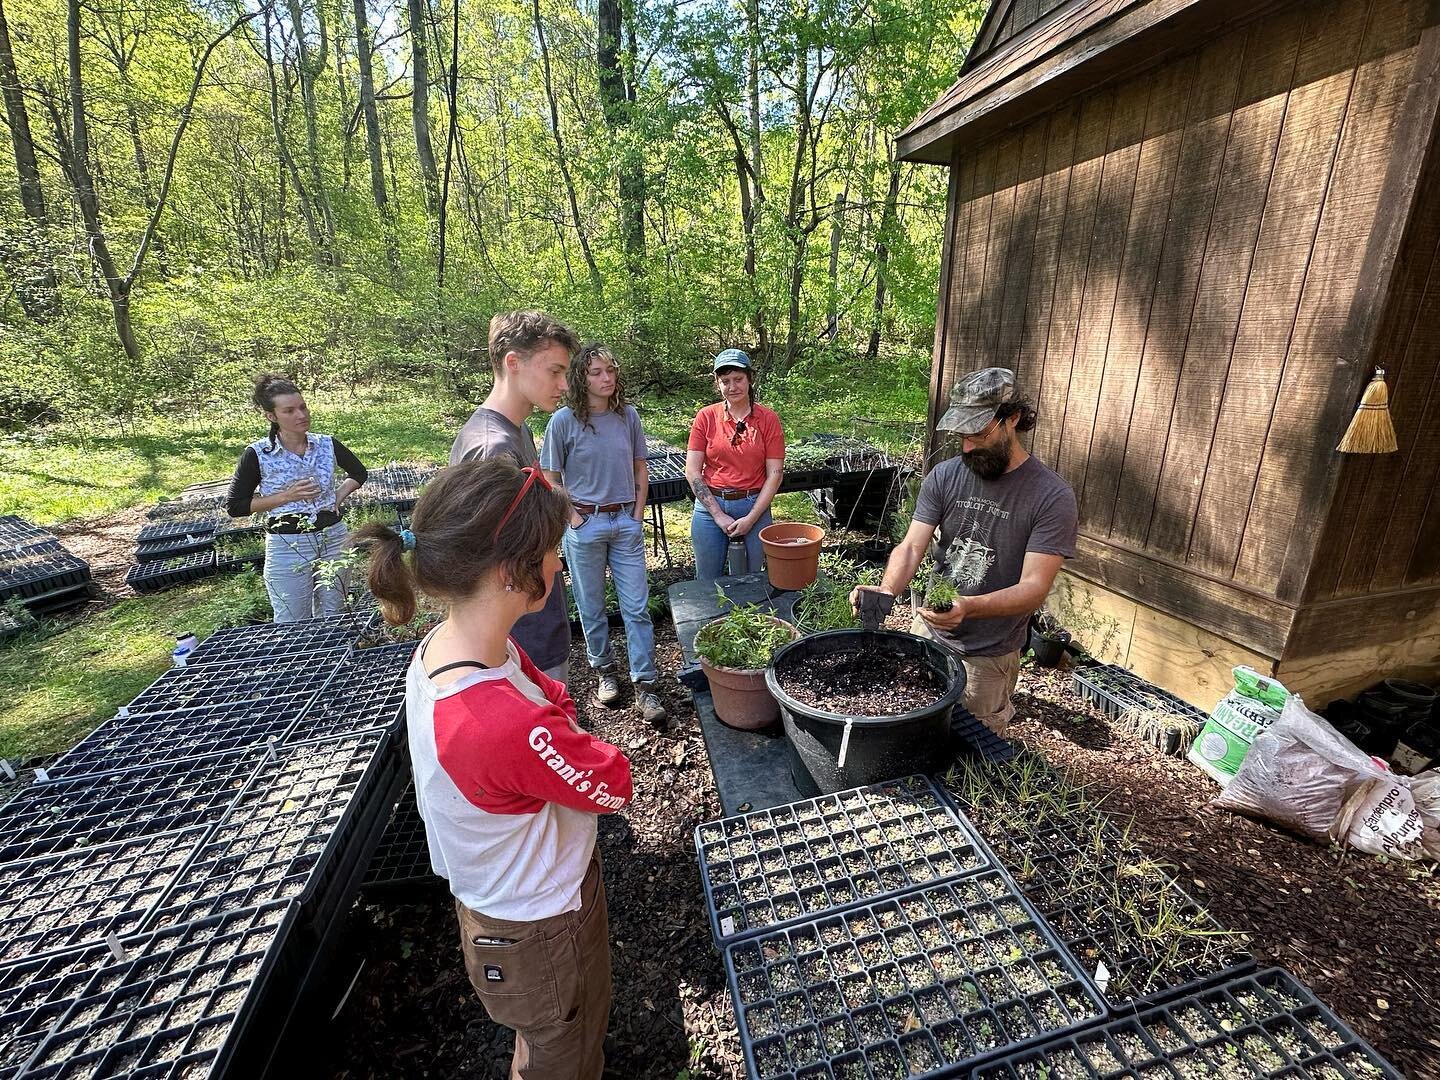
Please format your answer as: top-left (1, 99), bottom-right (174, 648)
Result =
top-left (118, 650), bottom-right (345, 716)
top-left (696, 776), bottom-right (991, 946)
top-left (134, 534), bottom-right (215, 564)
top-left (21, 900), bottom-right (297, 1080)
top-left (363, 782), bottom-right (443, 891)
top-left (44, 698), bottom-right (306, 782)
top-left (951, 706), bottom-right (1017, 764)
top-left (145, 496), bottom-right (224, 522)
top-left (0, 516), bottom-right (55, 550)
top-left (143, 730), bottom-right (398, 934)
top-left (0, 945), bottom-right (109, 1080)
top-left (0, 827), bottom-right (204, 964)
top-left (182, 613), bottom-right (365, 666)
top-left (975, 967), bottom-right (1403, 1080)
top-left (286, 641), bottom-right (412, 743)
top-left (125, 552), bottom-right (217, 594)
top-left (724, 868), bottom-right (1106, 1080)
top-left (1073, 664), bottom-right (1209, 742)
top-left (0, 748), bottom-right (262, 864)
top-left (135, 517), bottom-right (219, 544)
top-left (0, 543), bottom-right (91, 604)
top-left (646, 452), bottom-right (690, 504)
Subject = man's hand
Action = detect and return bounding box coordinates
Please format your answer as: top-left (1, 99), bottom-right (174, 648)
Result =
top-left (919, 595), bottom-right (969, 632)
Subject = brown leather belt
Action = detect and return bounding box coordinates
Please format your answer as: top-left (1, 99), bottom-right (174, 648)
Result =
top-left (573, 501), bottom-right (634, 515)
top-left (714, 487), bottom-right (762, 499)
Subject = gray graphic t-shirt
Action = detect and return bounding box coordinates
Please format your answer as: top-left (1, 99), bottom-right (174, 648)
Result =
top-left (913, 454), bottom-right (1077, 657)
top-left (448, 407), bottom-right (571, 672)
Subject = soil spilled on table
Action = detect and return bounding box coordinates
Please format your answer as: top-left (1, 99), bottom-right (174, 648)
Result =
top-left (776, 647), bottom-right (945, 716)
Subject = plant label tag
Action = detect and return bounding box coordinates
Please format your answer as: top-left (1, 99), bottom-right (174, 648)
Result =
top-left (1094, 960), bottom-right (1111, 993)
top-left (33, 768), bottom-right (48, 783)
top-left (720, 916), bottom-right (736, 937)
top-left (0, 760), bottom-right (14, 781)
top-left (105, 933), bottom-right (130, 963)
top-left (483, 965), bottom-right (504, 983)
top-left (117, 705), bottom-right (130, 719)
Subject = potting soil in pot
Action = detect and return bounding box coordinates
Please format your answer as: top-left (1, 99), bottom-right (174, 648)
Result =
top-left (775, 647), bottom-right (946, 716)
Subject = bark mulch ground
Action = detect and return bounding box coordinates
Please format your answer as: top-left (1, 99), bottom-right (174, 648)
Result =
top-left (320, 603), bottom-right (1440, 1080)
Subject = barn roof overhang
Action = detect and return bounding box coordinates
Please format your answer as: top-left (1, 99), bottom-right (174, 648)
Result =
top-left (898, 0), bottom-right (1287, 165)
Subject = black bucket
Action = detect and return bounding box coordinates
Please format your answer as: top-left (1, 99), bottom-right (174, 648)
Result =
top-left (766, 630), bottom-right (966, 795)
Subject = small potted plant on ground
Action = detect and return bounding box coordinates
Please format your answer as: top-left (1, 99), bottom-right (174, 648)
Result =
top-left (694, 597), bottom-right (801, 729)
top-left (1028, 609), bottom-right (1071, 667)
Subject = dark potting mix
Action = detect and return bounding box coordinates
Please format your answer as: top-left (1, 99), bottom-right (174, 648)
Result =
top-left (776, 647), bottom-right (946, 716)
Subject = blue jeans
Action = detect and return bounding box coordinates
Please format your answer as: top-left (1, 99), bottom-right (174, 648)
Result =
top-left (691, 494), bottom-right (772, 581)
top-left (264, 523), bottom-right (349, 623)
top-left (563, 510), bottom-right (657, 683)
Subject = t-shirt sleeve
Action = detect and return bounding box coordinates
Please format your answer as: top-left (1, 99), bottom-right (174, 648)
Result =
top-left (539, 413), bottom-right (566, 472)
top-left (912, 463), bottom-right (951, 527)
top-left (687, 408), bottom-right (710, 453)
top-left (516, 643), bottom-right (578, 724)
top-left (627, 407), bottom-right (646, 460)
top-left (763, 409), bottom-right (785, 460)
top-left (226, 447), bottom-right (261, 518)
top-left (1027, 481), bottom-right (1079, 558)
top-left (332, 438), bottom-right (368, 484)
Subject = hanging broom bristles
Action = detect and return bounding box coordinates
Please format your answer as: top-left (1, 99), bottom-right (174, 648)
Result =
top-left (1337, 367), bottom-right (1398, 454)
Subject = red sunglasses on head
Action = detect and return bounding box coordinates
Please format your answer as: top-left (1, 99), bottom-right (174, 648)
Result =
top-left (492, 465), bottom-right (553, 542)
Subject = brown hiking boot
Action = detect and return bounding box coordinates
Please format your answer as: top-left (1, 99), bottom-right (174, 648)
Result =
top-left (634, 680), bottom-right (667, 728)
top-left (592, 665), bottom-right (623, 709)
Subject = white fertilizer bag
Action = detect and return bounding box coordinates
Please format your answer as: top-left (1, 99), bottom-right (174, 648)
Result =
top-left (1214, 696), bottom-right (1437, 860)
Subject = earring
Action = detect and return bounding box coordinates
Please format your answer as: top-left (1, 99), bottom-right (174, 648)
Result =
top-left (505, 582), bottom-right (515, 592)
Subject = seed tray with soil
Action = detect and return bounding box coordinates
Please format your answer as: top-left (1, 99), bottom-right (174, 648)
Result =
top-left (362, 781), bottom-right (444, 893)
top-left (940, 754), bottom-right (1253, 1010)
top-left (43, 698), bottom-right (306, 783)
top-left (134, 517), bottom-right (220, 545)
top-left (773, 647), bottom-right (947, 717)
top-left (646, 452), bottom-right (690, 503)
top-left (0, 945), bottom-right (109, 1080)
top-left (351, 464), bottom-right (439, 512)
top-left (124, 551), bottom-right (218, 594)
top-left (0, 749), bottom-right (262, 864)
top-left (183, 615), bottom-right (365, 666)
top-left (118, 651), bottom-right (346, 718)
top-left (286, 642), bottom-right (413, 743)
top-left (725, 867), bottom-right (1105, 1080)
top-left (0, 515), bottom-right (56, 549)
top-left (696, 776), bottom-right (990, 945)
top-left (144, 497), bottom-right (225, 522)
top-left (0, 542), bottom-right (91, 604)
top-left (0, 826), bottom-right (204, 964)
top-left (1072, 664), bottom-right (1208, 755)
top-left (133, 534), bottom-right (215, 564)
top-left (975, 967), bottom-right (1403, 1080)
top-left (143, 730), bottom-right (397, 933)
top-left (21, 900), bottom-right (296, 1080)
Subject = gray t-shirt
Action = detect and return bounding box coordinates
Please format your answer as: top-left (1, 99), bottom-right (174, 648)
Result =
top-left (913, 454), bottom-right (1077, 657)
top-left (447, 406), bottom-right (571, 672)
top-left (540, 406), bottom-right (646, 506)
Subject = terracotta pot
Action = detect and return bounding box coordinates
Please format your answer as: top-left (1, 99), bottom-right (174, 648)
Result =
top-left (696, 615), bottom-right (801, 730)
top-left (759, 521), bottom-right (824, 591)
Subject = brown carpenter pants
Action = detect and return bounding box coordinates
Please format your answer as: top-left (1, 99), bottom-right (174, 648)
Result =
top-left (455, 851), bottom-right (611, 1080)
top-left (910, 615), bottom-right (1021, 733)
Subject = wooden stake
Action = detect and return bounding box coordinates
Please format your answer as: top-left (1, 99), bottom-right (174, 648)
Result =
top-left (1336, 367), bottom-right (1398, 454)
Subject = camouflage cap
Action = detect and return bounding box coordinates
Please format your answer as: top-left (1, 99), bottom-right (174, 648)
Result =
top-left (937, 367), bottom-right (1017, 435)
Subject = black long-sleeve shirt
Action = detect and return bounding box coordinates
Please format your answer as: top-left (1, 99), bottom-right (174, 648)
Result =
top-left (227, 435), bottom-right (367, 533)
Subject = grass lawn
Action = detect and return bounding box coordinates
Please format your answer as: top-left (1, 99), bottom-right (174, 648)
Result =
top-left (0, 571), bottom-right (271, 763)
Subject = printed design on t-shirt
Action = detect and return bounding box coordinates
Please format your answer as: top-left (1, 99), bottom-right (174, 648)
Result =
top-left (528, 725), bottom-right (627, 809)
top-left (943, 495), bottom-right (1009, 589)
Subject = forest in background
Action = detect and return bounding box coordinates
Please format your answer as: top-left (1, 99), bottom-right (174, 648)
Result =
top-left (0, 0), bottom-right (984, 427)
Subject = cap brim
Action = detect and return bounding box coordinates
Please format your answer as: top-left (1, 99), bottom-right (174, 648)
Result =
top-left (937, 404), bottom-right (997, 435)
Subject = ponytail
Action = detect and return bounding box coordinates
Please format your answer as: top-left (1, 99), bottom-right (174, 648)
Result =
top-left (351, 524), bottom-right (418, 626)
top-left (252, 372), bottom-right (301, 452)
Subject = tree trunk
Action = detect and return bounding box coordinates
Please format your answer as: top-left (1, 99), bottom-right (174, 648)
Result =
top-left (287, 0), bottom-right (336, 259)
top-left (532, 0), bottom-right (600, 293)
top-left (407, 0), bottom-right (439, 215)
top-left (734, 147), bottom-right (768, 358)
top-left (597, 0), bottom-right (643, 277)
top-left (782, 34), bottom-right (812, 371)
top-left (121, 93), bottom-right (170, 276)
top-left (826, 191), bottom-right (842, 337)
top-left (744, 0), bottom-right (763, 205)
top-left (66, 0), bottom-right (137, 360)
top-left (0, 0), bottom-right (59, 320)
top-left (261, 6), bottom-right (325, 259)
top-left (333, 0), bottom-right (354, 188)
top-left (351, 0), bottom-right (392, 238)
top-left (865, 153), bottom-right (901, 363)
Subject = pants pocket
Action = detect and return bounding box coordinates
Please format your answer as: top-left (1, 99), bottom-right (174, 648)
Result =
top-left (456, 907), bottom-right (560, 1031)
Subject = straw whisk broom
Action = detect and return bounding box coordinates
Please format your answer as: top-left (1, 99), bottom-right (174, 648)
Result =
top-left (1336, 367), bottom-right (1398, 454)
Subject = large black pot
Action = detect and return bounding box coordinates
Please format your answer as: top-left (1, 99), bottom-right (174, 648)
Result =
top-left (767, 630), bottom-right (965, 795)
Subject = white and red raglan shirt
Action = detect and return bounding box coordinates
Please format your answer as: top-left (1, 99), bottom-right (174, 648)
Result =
top-left (407, 628), bottom-right (633, 921)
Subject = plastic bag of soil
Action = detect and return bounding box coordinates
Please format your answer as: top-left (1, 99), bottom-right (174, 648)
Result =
top-left (1214, 696), bottom-right (1438, 860)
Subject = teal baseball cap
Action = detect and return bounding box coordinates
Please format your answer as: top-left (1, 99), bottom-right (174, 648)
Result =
top-left (713, 348), bottom-right (753, 373)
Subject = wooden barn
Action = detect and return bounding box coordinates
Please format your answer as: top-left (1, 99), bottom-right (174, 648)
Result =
top-left (898, 0), bottom-right (1440, 709)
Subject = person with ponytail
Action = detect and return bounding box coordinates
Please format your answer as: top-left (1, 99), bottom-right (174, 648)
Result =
top-left (225, 374), bottom-right (368, 622)
top-left (352, 457), bottom-right (631, 1080)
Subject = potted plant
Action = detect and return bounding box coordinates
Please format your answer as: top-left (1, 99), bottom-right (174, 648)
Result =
top-left (1028, 609), bottom-right (1071, 667)
top-left (758, 521), bottom-right (825, 591)
top-left (694, 599), bottom-right (801, 730)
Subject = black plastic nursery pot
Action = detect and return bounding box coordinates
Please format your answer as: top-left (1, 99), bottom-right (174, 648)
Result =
top-left (768, 631), bottom-right (965, 796)
top-left (1027, 627), bottom-right (1069, 668)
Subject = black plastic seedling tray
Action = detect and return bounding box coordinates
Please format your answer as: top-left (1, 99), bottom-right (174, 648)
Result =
top-left (0, 944), bottom-right (110, 1080)
top-left (0, 826), bottom-right (205, 964)
top-left (362, 781), bottom-right (443, 892)
top-left (696, 776), bottom-right (991, 946)
top-left (0, 516), bottom-right (54, 550)
top-left (951, 707), bottom-right (1017, 764)
top-left (143, 730), bottom-right (398, 934)
top-left (214, 550), bottom-right (265, 574)
top-left (145, 496), bottom-right (225, 522)
top-left (286, 641), bottom-right (412, 743)
top-left (0, 748), bottom-right (262, 864)
top-left (724, 868), bottom-right (1106, 1080)
top-left (118, 650), bottom-right (346, 717)
top-left (125, 551), bottom-right (217, 594)
top-left (44, 697), bottom-right (305, 782)
top-left (135, 516), bottom-right (220, 544)
top-left (646, 452), bottom-right (690, 504)
top-left (21, 900), bottom-right (298, 1080)
top-left (1073, 664), bottom-right (1209, 754)
top-left (975, 967), bottom-right (1403, 1080)
top-left (134, 534), bottom-right (215, 564)
top-left (182, 613), bottom-right (365, 666)
top-left (0, 542), bottom-right (91, 604)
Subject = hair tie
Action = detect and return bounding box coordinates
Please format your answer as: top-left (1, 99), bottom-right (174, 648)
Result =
top-left (399, 528), bottom-right (416, 552)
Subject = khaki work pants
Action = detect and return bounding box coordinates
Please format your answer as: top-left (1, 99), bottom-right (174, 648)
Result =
top-left (910, 615), bottom-right (1021, 733)
top-left (455, 851), bottom-right (611, 1080)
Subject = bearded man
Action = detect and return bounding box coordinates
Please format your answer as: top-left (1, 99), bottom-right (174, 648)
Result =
top-left (851, 368), bottom-right (1077, 733)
